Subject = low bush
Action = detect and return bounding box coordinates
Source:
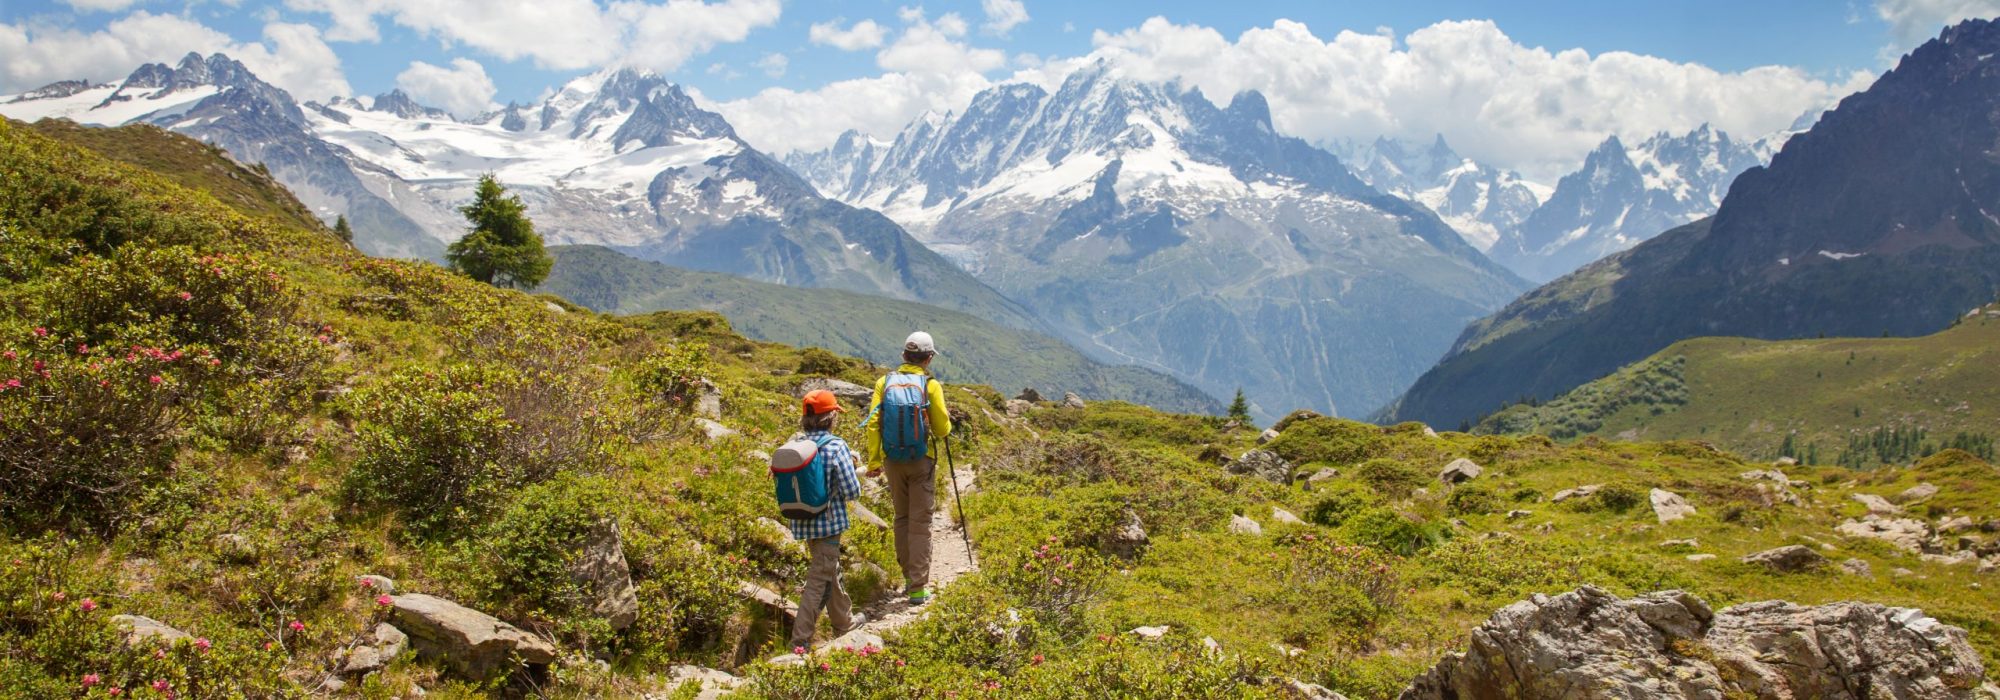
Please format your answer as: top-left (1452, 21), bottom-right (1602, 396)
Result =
top-left (1265, 416), bottom-right (1385, 466)
top-left (1446, 485), bottom-right (1500, 516)
top-left (1306, 481), bottom-right (1381, 528)
top-left (1353, 459), bottom-right (1427, 499)
top-left (795, 347), bottom-right (846, 376)
top-left (1338, 508), bottom-right (1448, 557)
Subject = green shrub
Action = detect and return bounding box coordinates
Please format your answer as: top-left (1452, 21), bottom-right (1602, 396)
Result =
top-left (1306, 481), bottom-right (1381, 528)
top-left (1338, 508), bottom-right (1448, 556)
top-left (1446, 485), bottom-right (1500, 516)
top-left (1265, 416), bottom-right (1384, 466)
top-left (1587, 484), bottom-right (1644, 513)
top-left (795, 347), bottom-right (846, 376)
top-left (1353, 458), bottom-right (1426, 499)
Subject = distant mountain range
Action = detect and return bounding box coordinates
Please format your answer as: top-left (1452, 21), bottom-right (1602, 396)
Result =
top-left (1327, 135), bottom-right (1548, 253)
top-left (0, 53), bottom-right (1039, 333)
top-left (1382, 18), bottom-right (2000, 430)
top-left (541, 245), bottom-right (1222, 414)
top-left (786, 61), bottom-right (1529, 421)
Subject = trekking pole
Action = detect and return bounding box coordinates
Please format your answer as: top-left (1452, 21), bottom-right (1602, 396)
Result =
top-left (942, 434), bottom-right (976, 568)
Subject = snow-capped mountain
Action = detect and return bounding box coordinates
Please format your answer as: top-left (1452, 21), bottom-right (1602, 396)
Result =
top-left (1330, 135), bottom-right (1550, 251)
top-left (1488, 124), bottom-right (1769, 282)
top-left (785, 61), bottom-right (1527, 420)
top-left (0, 53), bottom-right (1038, 329)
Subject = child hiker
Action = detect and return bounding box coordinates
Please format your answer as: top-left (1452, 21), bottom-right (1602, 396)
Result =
top-left (770, 389), bottom-right (868, 649)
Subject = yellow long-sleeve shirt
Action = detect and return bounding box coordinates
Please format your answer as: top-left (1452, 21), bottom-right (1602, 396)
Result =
top-left (863, 363), bottom-right (953, 462)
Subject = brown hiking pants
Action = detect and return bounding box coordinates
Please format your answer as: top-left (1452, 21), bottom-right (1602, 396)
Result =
top-left (883, 456), bottom-right (935, 593)
top-left (791, 536), bottom-right (852, 649)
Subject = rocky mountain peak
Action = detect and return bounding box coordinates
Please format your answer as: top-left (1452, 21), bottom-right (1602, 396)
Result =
top-left (368, 89), bottom-right (450, 121)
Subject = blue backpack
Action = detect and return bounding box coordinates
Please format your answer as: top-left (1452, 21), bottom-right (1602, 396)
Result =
top-left (876, 372), bottom-right (931, 461)
top-left (770, 434), bottom-right (836, 520)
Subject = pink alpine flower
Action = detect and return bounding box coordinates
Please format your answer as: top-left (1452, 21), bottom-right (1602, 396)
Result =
top-left (195, 638), bottom-right (211, 653)
top-left (77, 344), bottom-right (89, 354)
top-left (177, 291), bottom-right (192, 301)
top-left (793, 646), bottom-right (806, 655)
top-left (81, 673), bottom-right (99, 688)
top-left (375, 594), bottom-right (393, 607)
top-left (2, 350), bottom-right (13, 359)
top-left (288, 620), bottom-right (305, 632)
top-left (108, 688), bottom-right (123, 697)
top-left (32, 327), bottom-right (47, 337)
top-left (51, 592), bottom-right (65, 602)
top-left (152, 680), bottom-right (170, 692)
top-left (149, 375), bottom-right (163, 385)
top-left (79, 598), bottom-right (97, 612)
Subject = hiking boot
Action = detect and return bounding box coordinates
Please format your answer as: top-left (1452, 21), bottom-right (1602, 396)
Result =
top-left (836, 612), bottom-right (869, 636)
top-left (907, 588), bottom-right (933, 605)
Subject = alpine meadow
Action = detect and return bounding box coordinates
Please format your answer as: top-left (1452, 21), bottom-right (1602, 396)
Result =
top-left (4, 3), bottom-right (2000, 699)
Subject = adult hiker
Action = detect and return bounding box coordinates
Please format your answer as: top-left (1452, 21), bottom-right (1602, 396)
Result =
top-left (864, 331), bottom-right (953, 605)
top-left (770, 389), bottom-right (867, 649)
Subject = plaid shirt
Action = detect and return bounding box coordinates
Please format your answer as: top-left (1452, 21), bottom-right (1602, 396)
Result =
top-left (788, 431), bottom-right (864, 541)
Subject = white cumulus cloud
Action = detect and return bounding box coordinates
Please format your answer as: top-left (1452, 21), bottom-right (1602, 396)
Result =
top-left (0, 12), bottom-right (351, 101)
top-left (395, 58), bottom-right (497, 118)
top-left (754, 52), bottom-right (787, 78)
top-left (282, 0), bottom-right (779, 72)
top-left (809, 18), bottom-right (887, 50)
top-left (60, 0), bottom-right (147, 11)
top-left (981, 0), bottom-right (1029, 36)
top-left (1874, 0), bottom-right (2000, 52)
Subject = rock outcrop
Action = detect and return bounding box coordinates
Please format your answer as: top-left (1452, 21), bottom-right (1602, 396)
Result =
top-left (1062, 392), bottom-right (1087, 409)
top-left (111, 615), bottom-right (190, 647)
top-left (389, 594), bottom-right (557, 682)
top-left (1105, 511), bottom-right (1149, 560)
top-left (1228, 450), bottom-right (1294, 485)
top-left (341, 622), bottom-right (408, 676)
top-left (571, 519), bottom-right (640, 631)
top-left (1400, 586), bottom-right (1986, 700)
top-left (795, 377), bottom-right (872, 401)
top-left (1741, 544), bottom-right (1826, 573)
top-left (1438, 458), bottom-right (1483, 485)
top-left (1552, 484), bottom-right (1602, 502)
top-left (1839, 515), bottom-right (1935, 553)
top-left (1229, 515), bottom-right (1263, 536)
top-left (1650, 488), bottom-right (1695, 523)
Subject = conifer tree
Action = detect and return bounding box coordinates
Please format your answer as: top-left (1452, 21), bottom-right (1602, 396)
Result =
top-left (1227, 388), bottom-right (1251, 422)
top-left (333, 214), bottom-right (354, 244)
top-left (447, 175), bottom-right (551, 289)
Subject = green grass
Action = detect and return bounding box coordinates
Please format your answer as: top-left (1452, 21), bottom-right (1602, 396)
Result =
top-left (540, 244), bottom-right (1223, 415)
top-left (23, 119), bottom-right (333, 237)
top-left (1480, 305), bottom-right (2000, 463)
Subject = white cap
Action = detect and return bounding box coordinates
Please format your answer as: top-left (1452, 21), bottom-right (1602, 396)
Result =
top-left (904, 331), bottom-right (937, 355)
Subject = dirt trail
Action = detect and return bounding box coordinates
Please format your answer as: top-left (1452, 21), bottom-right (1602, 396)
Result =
top-left (852, 463), bottom-right (979, 637)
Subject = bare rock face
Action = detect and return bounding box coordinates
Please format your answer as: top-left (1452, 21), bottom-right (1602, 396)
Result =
top-left (341, 622), bottom-right (409, 676)
top-left (1853, 492), bottom-right (1903, 515)
top-left (1838, 515), bottom-right (1935, 553)
top-left (1650, 488), bottom-right (1695, 524)
top-left (1399, 586), bottom-right (1986, 700)
top-left (1004, 399), bottom-right (1033, 417)
top-left (571, 519), bottom-right (640, 631)
top-left (1228, 450), bottom-right (1294, 485)
top-left (389, 594), bottom-right (557, 682)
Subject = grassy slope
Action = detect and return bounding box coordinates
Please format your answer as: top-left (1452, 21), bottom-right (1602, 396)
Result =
top-left (6, 118), bottom-right (1998, 699)
top-left (541, 244), bottom-right (1223, 415)
top-left (23, 119), bottom-right (332, 237)
top-left (1480, 304), bottom-right (2000, 461)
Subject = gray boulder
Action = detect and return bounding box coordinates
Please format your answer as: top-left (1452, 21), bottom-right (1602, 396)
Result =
top-left (1552, 484), bottom-right (1602, 502)
top-left (1105, 511), bottom-right (1149, 560)
top-left (1741, 545), bottom-right (1826, 573)
top-left (1229, 515), bottom-right (1263, 536)
top-left (1228, 450), bottom-right (1294, 485)
top-left (1650, 488), bottom-right (1695, 524)
top-left (795, 377), bottom-right (872, 401)
top-left (1062, 392), bottom-right (1087, 409)
top-left (694, 379), bottom-right (723, 420)
top-left (1438, 458), bottom-right (1483, 485)
top-left (1304, 468), bottom-right (1340, 490)
top-left (1853, 493), bottom-right (1903, 515)
top-left (389, 594), bottom-right (557, 681)
top-left (111, 615), bottom-right (190, 647)
top-left (570, 520), bottom-right (640, 631)
top-left (1399, 586), bottom-right (1987, 700)
top-left (1841, 558), bottom-right (1875, 577)
top-left (1015, 387), bottom-right (1043, 403)
top-left (1900, 482), bottom-right (1941, 503)
top-left (1838, 515), bottom-right (1934, 553)
top-left (1258, 428), bottom-right (1281, 445)
top-left (341, 622), bottom-right (408, 676)
top-left (696, 418), bottom-right (738, 441)
top-left (1004, 399), bottom-right (1033, 417)
top-left (358, 574), bottom-right (396, 595)
top-left (1272, 507), bottom-right (1305, 525)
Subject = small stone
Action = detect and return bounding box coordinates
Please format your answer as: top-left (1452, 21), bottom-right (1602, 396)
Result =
top-left (111, 615), bottom-right (190, 647)
top-left (1004, 399), bottom-right (1033, 417)
top-left (213, 533), bottom-right (256, 562)
top-left (1258, 428), bottom-right (1281, 445)
top-left (1650, 488), bottom-right (1695, 524)
top-left (1741, 545), bottom-right (1826, 573)
top-left (1304, 468), bottom-right (1340, 489)
top-left (1891, 567), bottom-right (1916, 578)
top-left (1272, 507), bottom-right (1304, 525)
top-left (1439, 458), bottom-right (1483, 485)
top-left (696, 418), bottom-right (737, 441)
top-left (1201, 637), bottom-right (1222, 657)
top-left (1939, 516), bottom-right (1975, 534)
top-left (1506, 510), bottom-right (1533, 520)
top-left (1062, 392), bottom-right (1086, 409)
top-left (1228, 514), bottom-right (1263, 536)
top-left (358, 574), bottom-right (396, 595)
top-left (1105, 511), bottom-right (1148, 560)
top-left (390, 594), bottom-right (556, 681)
top-left (1014, 388), bottom-right (1043, 403)
top-left (1227, 450), bottom-right (1294, 485)
top-left (1686, 553), bottom-right (1717, 562)
top-left (1774, 456), bottom-right (1799, 466)
top-left (1552, 484), bottom-right (1602, 502)
top-left (1841, 558), bottom-right (1873, 577)
top-left (1130, 625), bottom-right (1170, 641)
top-left (1659, 539), bottom-right (1699, 550)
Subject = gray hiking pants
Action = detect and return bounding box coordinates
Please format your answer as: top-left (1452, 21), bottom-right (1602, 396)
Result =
top-left (791, 536), bottom-right (852, 649)
top-left (884, 456), bottom-right (935, 592)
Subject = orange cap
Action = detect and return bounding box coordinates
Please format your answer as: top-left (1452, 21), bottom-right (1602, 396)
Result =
top-left (802, 389), bottom-right (844, 415)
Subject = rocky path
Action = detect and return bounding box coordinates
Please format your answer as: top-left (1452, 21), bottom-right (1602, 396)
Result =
top-left (848, 463), bottom-right (980, 639)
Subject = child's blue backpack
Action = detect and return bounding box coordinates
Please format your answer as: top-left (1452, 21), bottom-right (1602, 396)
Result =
top-left (770, 434), bottom-right (835, 520)
top-left (877, 372), bottom-right (931, 461)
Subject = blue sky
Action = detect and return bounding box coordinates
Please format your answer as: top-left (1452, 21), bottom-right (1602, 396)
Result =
top-left (2, 0), bottom-right (1993, 176)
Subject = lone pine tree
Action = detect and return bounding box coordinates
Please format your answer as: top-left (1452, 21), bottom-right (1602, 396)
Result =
top-left (447, 174), bottom-right (551, 289)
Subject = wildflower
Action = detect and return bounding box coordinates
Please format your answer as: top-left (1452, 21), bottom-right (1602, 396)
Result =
top-left (149, 375), bottom-right (163, 385)
top-left (82, 673), bottom-right (99, 688)
top-left (1031, 654), bottom-right (1044, 665)
top-left (154, 649), bottom-right (167, 660)
top-left (793, 646), bottom-right (806, 655)
top-left (108, 689), bottom-right (123, 697)
top-left (358, 578), bottom-right (374, 589)
top-left (177, 291), bottom-right (192, 301)
top-left (79, 598), bottom-right (97, 612)
top-left (894, 658), bottom-right (906, 668)
top-left (195, 637), bottom-right (211, 653)
top-left (77, 344), bottom-right (89, 354)
top-left (152, 680), bottom-right (170, 692)
top-left (288, 620), bottom-right (305, 632)
top-left (52, 592), bottom-right (65, 602)
top-left (376, 594), bottom-right (393, 607)
top-left (818, 662), bottom-right (830, 671)
top-left (1052, 577), bottom-right (1063, 585)
top-left (263, 642), bottom-right (275, 651)
top-left (32, 327), bottom-right (47, 337)
top-left (5, 378), bottom-right (18, 389)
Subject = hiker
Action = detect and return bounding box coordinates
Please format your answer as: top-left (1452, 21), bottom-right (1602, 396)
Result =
top-left (864, 331), bottom-right (953, 605)
top-left (771, 389), bottom-right (867, 649)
